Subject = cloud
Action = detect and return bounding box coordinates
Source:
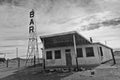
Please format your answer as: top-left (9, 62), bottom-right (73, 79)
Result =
top-left (103, 0), bottom-right (119, 2)
top-left (3, 36), bottom-right (28, 41)
top-left (0, 0), bottom-right (119, 35)
top-left (0, 44), bottom-right (25, 47)
top-left (51, 11), bottom-right (120, 31)
top-left (0, 0), bottom-right (120, 55)
top-left (102, 17), bottom-right (120, 26)
top-left (0, 0), bottom-right (28, 6)
top-left (81, 17), bottom-right (120, 31)
top-left (0, 0), bottom-right (100, 14)
top-left (71, 0), bottom-right (100, 12)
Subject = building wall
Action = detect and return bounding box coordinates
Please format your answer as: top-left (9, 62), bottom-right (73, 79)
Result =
top-left (43, 44), bottom-right (101, 67)
top-left (43, 47), bottom-right (67, 67)
top-left (76, 45), bottom-right (100, 66)
top-left (97, 44), bottom-right (113, 63)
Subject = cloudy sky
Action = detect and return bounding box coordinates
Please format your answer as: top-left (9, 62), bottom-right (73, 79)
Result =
top-left (0, 0), bottom-right (120, 58)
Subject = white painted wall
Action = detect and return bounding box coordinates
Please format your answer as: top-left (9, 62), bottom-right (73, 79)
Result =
top-left (42, 43), bottom-right (113, 67)
top-left (43, 47), bottom-right (67, 67)
top-left (76, 45), bottom-right (100, 65)
top-left (43, 44), bottom-right (101, 67)
top-left (97, 44), bottom-right (113, 62)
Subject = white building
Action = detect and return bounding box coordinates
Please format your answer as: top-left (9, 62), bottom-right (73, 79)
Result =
top-left (40, 31), bottom-right (115, 69)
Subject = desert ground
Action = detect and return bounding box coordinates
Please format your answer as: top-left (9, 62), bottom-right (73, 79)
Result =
top-left (0, 56), bottom-right (120, 80)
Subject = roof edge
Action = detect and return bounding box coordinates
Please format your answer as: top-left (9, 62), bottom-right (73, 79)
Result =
top-left (40, 31), bottom-right (91, 44)
top-left (40, 31), bottom-right (77, 38)
top-left (93, 42), bottom-right (112, 49)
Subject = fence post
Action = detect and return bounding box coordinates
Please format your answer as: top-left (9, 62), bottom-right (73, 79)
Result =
top-left (6, 59), bottom-right (8, 67)
top-left (43, 59), bottom-right (45, 70)
top-left (18, 58), bottom-right (20, 68)
top-left (34, 55), bottom-right (36, 67)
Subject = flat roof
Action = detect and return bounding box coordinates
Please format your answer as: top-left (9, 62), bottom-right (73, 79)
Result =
top-left (40, 31), bottom-right (76, 38)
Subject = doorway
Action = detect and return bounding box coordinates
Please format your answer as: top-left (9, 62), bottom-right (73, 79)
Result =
top-left (65, 49), bottom-right (72, 67)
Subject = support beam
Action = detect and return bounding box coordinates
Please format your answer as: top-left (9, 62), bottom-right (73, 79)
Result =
top-left (111, 49), bottom-right (116, 65)
top-left (6, 59), bottom-right (8, 67)
top-left (42, 38), bottom-right (46, 70)
top-left (73, 34), bottom-right (79, 70)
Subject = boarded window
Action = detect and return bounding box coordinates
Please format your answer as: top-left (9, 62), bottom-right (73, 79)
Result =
top-left (86, 47), bottom-right (94, 57)
top-left (46, 51), bottom-right (52, 59)
top-left (77, 48), bottom-right (83, 57)
top-left (100, 47), bottom-right (103, 56)
top-left (55, 50), bottom-right (61, 59)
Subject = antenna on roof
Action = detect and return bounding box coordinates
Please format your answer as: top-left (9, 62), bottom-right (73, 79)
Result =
top-left (105, 41), bottom-right (107, 45)
top-left (90, 37), bottom-right (93, 43)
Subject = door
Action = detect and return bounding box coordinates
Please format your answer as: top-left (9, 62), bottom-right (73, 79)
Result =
top-left (65, 49), bottom-right (72, 67)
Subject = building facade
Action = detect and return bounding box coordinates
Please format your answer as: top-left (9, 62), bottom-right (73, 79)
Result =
top-left (40, 31), bottom-right (114, 69)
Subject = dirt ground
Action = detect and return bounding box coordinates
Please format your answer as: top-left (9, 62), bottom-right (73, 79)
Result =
top-left (62, 56), bottom-right (120, 80)
top-left (0, 59), bottom-right (38, 79)
top-left (0, 56), bottom-right (120, 80)
top-left (0, 59), bottom-right (72, 80)
top-left (0, 66), bottom-right (72, 80)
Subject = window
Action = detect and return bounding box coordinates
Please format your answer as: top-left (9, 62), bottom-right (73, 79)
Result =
top-left (65, 49), bottom-right (71, 52)
top-left (99, 47), bottom-right (103, 56)
top-left (77, 48), bottom-right (83, 57)
top-left (86, 47), bottom-right (94, 57)
top-left (46, 51), bottom-right (52, 59)
top-left (55, 50), bottom-right (61, 59)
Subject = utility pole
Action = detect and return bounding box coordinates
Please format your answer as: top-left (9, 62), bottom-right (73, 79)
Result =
top-left (16, 48), bottom-right (18, 58)
top-left (16, 48), bottom-right (20, 68)
top-left (105, 41), bottom-right (107, 45)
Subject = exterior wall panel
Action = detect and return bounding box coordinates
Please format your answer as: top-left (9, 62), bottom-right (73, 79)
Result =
top-left (77, 45), bottom-right (100, 65)
top-left (97, 44), bottom-right (113, 63)
top-left (43, 44), bottom-right (101, 67)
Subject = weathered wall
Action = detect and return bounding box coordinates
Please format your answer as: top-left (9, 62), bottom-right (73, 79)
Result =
top-left (43, 44), bottom-right (101, 67)
top-left (97, 45), bottom-right (113, 63)
top-left (76, 45), bottom-right (100, 66)
top-left (43, 47), bottom-right (67, 67)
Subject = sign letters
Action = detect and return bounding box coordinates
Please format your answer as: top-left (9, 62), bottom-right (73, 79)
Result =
top-left (29, 19), bottom-right (34, 25)
top-left (30, 10), bottom-right (34, 18)
top-left (29, 9), bottom-right (35, 33)
top-left (29, 26), bottom-right (34, 33)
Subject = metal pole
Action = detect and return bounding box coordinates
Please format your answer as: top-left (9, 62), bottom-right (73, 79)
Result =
top-left (16, 48), bottom-right (20, 68)
top-left (16, 48), bottom-right (18, 58)
top-left (17, 58), bottom-right (20, 68)
top-left (34, 55), bottom-right (36, 67)
top-left (73, 34), bottom-right (79, 70)
top-left (6, 59), bottom-right (8, 67)
top-left (105, 41), bottom-right (107, 45)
